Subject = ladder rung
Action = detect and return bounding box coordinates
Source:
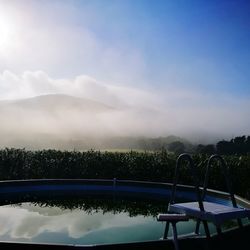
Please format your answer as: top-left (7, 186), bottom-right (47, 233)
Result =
top-left (157, 213), bottom-right (189, 222)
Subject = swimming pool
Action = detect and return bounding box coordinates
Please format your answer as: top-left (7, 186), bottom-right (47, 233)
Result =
top-left (0, 179), bottom-right (249, 249)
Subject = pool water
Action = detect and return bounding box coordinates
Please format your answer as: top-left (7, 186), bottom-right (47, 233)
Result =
top-left (0, 197), bottom-right (169, 245)
top-left (0, 195), bottom-right (240, 246)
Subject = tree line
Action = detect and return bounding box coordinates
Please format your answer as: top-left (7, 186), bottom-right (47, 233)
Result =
top-left (196, 136), bottom-right (250, 155)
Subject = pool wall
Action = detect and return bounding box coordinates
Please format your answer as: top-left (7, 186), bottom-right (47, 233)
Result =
top-left (0, 179), bottom-right (249, 207)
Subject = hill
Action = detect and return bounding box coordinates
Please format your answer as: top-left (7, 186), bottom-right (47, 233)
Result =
top-left (0, 94), bottom-right (113, 113)
top-left (0, 94), bottom-right (191, 150)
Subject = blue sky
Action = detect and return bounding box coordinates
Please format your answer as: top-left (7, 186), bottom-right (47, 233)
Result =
top-left (0, 0), bottom-right (249, 94)
top-left (62, 0), bottom-right (250, 96)
top-left (0, 0), bottom-right (249, 141)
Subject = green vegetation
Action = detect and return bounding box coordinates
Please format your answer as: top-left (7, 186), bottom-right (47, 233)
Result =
top-left (196, 136), bottom-right (250, 155)
top-left (33, 197), bottom-right (167, 217)
top-left (0, 148), bottom-right (250, 199)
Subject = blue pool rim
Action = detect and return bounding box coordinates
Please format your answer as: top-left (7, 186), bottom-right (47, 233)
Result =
top-left (0, 179), bottom-right (249, 206)
top-left (0, 178), bottom-right (249, 250)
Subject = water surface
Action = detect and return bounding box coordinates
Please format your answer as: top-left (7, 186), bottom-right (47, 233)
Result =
top-left (0, 198), bottom-right (168, 245)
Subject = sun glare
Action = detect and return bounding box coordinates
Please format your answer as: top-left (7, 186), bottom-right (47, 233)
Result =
top-left (0, 13), bottom-right (16, 52)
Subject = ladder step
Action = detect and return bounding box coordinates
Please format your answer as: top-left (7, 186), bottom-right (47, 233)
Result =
top-left (157, 213), bottom-right (189, 222)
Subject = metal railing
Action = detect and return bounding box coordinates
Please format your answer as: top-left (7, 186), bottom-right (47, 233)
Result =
top-left (195, 154), bottom-right (243, 234)
top-left (164, 153), bottom-right (210, 239)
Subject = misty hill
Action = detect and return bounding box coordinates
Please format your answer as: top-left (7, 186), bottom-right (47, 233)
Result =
top-left (0, 94), bottom-right (117, 148)
top-left (65, 135), bottom-right (192, 151)
top-left (0, 94), bottom-right (113, 114)
top-left (0, 133), bottom-right (192, 151)
top-left (0, 94), bottom-right (192, 150)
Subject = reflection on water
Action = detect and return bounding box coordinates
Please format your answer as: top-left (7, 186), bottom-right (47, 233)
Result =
top-left (1, 196), bottom-right (228, 245)
top-left (0, 196), bottom-right (235, 245)
top-left (0, 197), bottom-right (169, 245)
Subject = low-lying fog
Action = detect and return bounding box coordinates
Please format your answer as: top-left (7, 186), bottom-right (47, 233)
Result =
top-left (0, 71), bottom-right (249, 149)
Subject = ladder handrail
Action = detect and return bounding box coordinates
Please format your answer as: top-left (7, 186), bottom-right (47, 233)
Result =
top-left (202, 154), bottom-right (237, 208)
top-left (168, 154), bottom-right (211, 238)
top-left (170, 153), bottom-right (204, 211)
top-left (195, 154), bottom-right (242, 234)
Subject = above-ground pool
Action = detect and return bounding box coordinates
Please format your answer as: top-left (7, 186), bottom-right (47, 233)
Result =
top-left (0, 179), bottom-right (249, 250)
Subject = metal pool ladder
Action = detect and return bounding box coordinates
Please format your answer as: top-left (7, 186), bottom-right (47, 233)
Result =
top-left (157, 154), bottom-right (250, 250)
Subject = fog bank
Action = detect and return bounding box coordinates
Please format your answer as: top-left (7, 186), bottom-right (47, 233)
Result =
top-left (0, 71), bottom-right (249, 149)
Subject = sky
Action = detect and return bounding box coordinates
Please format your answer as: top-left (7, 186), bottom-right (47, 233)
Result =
top-left (0, 0), bottom-right (250, 145)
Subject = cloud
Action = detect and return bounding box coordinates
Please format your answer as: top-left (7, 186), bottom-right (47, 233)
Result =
top-left (0, 1), bottom-right (147, 86)
top-left (0, 70), bottom-right (155, 108)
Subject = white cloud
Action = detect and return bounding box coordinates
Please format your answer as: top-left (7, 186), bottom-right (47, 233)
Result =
top-left (0, 1), bottom-right (147, 86)
top-left (0, 70), bottom-right (157, 108)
